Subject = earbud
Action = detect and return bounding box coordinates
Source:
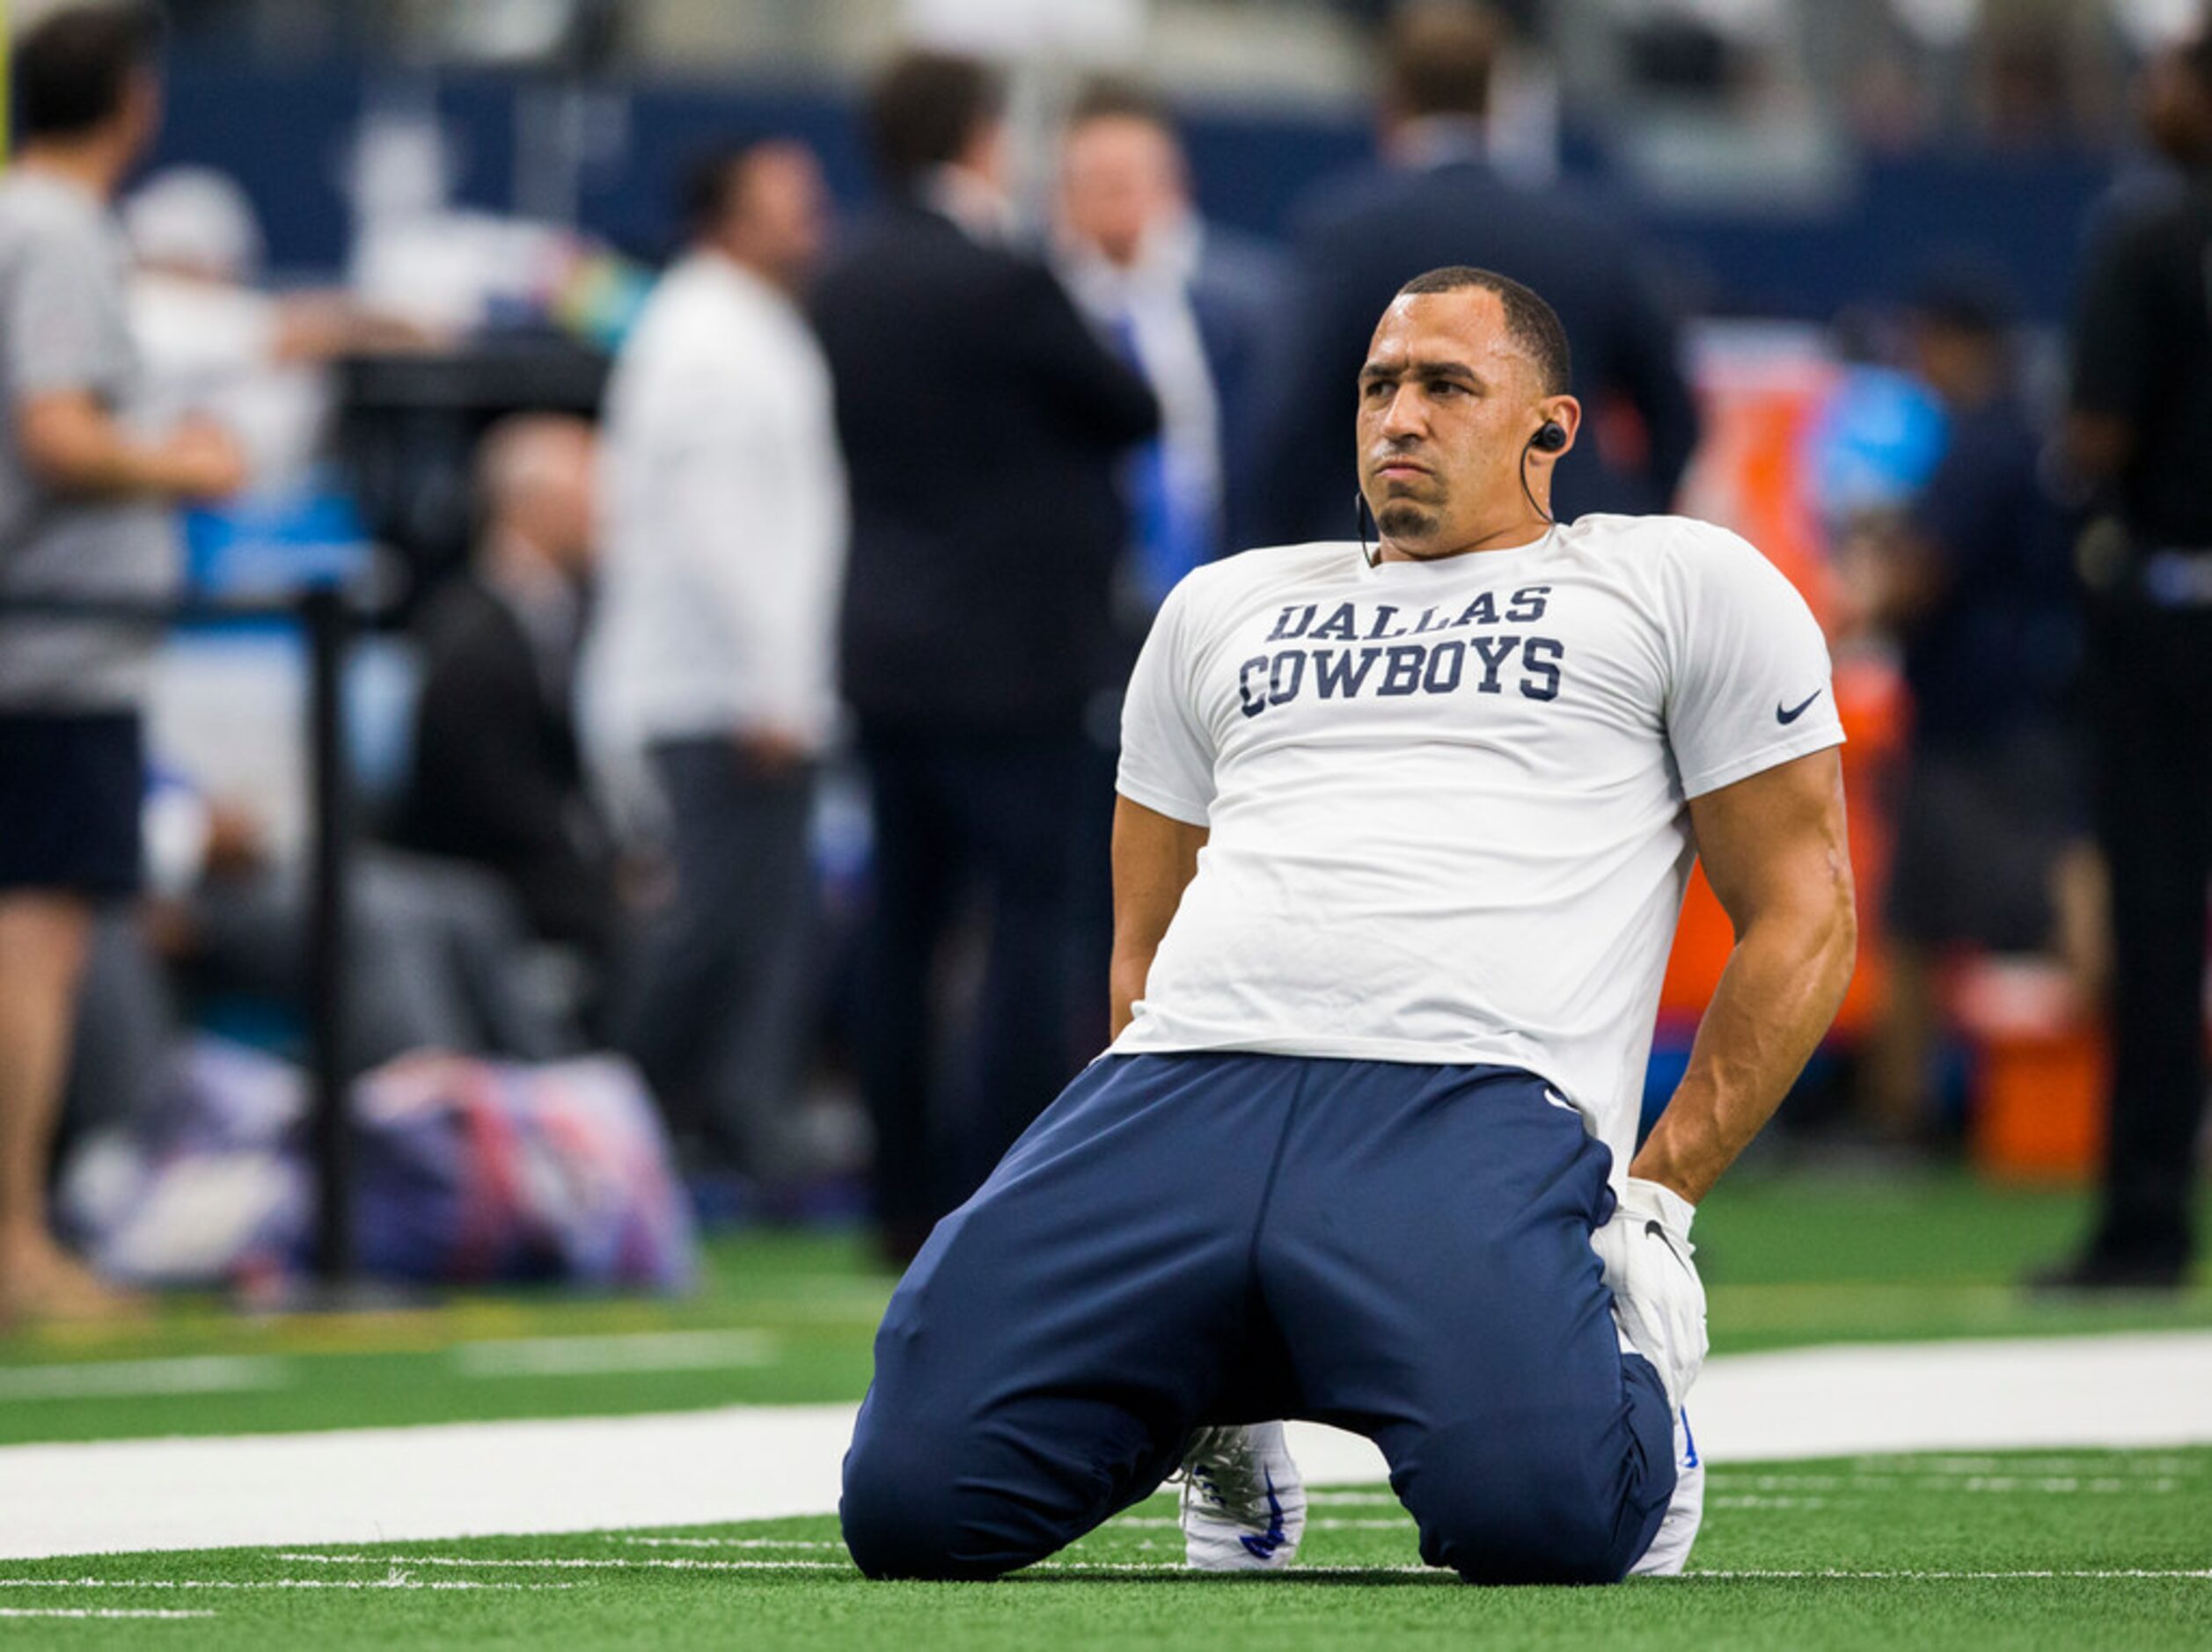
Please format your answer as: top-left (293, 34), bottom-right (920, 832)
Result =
top-left (1531, 420), bottom-right (1568, 453)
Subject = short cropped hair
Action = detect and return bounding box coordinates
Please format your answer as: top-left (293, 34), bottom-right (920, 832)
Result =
top-left (12, 3), bottom-right (162, 143)
top-left (1066, 75), bottom-right (1175, 135)
top-left (1383, 2), bottom-right (1500, 123)
top-left (680, 139), bottom-right (774, 240)
top-left (865, 50), bottom-right (1006, 192)
top-left (1397, 266), bottom-right (1571, 395)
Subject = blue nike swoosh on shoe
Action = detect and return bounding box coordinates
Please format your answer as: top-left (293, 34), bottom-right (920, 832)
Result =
top-left (1776, 690), bottom-right (1823, 724)
top-left (1239, 1470), bottom-right (1289, 1561)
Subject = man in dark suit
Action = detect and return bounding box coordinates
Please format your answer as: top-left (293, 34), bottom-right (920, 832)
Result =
top-left (811, 50), bottom-right (1160, 1259)
top-left (1253, 1), bottom-right (1699, 545)
top-left (1051, 78), bottom-right (1288, 1050)
top-left (1055, 77), bottom-right (1285, 582)
top-left (392, 414), bottom-right (617, 973)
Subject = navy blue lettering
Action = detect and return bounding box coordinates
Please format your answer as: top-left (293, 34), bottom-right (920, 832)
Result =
top-left (1269, 650), bottom-right (1307, 705)
top-left (1411, 605), bottom-right (1453, 634)
top-left (1507, 586), bottom-right (1552, 623)
top-left (1314, 647), bottom-right (1381, 698)
top-left (1379, 646), bottom-right (1426, 696)
top-left (1237, 656), bottom-right (1271, 717)
top-left (1471, 634), bottom-right (1520, 693)
top-left (1366, 604), bottom-right (1410, 640)
top-left (1423, 640), bottom-right (1467, 693)
top-left (1309, 603), bottom-right (1359, 641)
top-left (1267, 605), bottom-right (1316, 642)
top-left (1520, 637), bottom-right (1564, 701)
top-left (1454, 592), bottom-right (1500, 627)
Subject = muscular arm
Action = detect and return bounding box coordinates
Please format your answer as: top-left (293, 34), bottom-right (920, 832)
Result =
top-left (1108, 796), bottom-right (1207, 1039)
top-left (1630, 748), bottom-right (1856, 1203)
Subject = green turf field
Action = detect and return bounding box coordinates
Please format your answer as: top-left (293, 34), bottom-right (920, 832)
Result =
top-left (4, 1446), bottom-right (2207, 1648)
top-left (1, 1171), bottom-right (2203, 1448)
top-left (3, 1172), bottom-right (2209, 1647)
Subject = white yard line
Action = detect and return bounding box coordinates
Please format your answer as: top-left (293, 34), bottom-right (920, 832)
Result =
top-left (265, 1553), bottom-right (2212, 1582)
top-left (613, 1537), bottom-right (846, 1549)
top-left (452, 1330), bottom-right (780, 1378)
top-left (0, 1577), bottom-right (577, 1591)
top-left (1678, 1568), bottom-right (2212, 1582)
top-left (0, 1608), bottom-right (216, 1619)
top-left (0, 1356), bottom-right (288, 1402)
top-left (1, 1331), bottom-right (2208, 1561)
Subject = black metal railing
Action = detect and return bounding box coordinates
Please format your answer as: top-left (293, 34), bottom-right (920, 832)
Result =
top-left (1, 587), bottom-right (361, 1285)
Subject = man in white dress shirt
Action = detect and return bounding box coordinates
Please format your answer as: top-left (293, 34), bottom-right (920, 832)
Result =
top-left (585, 140), bottom-right (847, 1200)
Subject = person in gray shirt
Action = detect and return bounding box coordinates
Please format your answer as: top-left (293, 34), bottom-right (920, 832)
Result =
top-left (0, 4), bottom-right (243, 1324)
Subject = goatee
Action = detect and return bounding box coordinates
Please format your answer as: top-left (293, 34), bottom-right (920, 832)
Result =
top-left (1377, 501), bottom-right (1439, 541)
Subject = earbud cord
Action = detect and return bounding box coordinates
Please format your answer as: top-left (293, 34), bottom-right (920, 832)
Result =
top-left (1520, 428), bottom-right (1555, 527)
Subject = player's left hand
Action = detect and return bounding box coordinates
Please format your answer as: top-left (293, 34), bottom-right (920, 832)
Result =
top-left (1589, 1177), bottom-right (1708, 1415)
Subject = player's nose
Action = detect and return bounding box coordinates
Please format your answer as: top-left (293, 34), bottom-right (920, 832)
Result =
top-left (1375, 387), bottom-right (1429, 440)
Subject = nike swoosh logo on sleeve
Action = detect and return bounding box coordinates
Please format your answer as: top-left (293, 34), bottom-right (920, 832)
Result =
top-left (1776, 690), bottom-right (1823, 725)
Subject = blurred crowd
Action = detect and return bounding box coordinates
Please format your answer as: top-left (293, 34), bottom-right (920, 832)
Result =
top-left (3, 0), bottom-right (2210, 1318)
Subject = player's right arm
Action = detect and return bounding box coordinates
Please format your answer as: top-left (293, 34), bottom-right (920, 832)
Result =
top-left (1110, 567), bottom-right (1220, 1039)
top-left (1109, 798), bottom-right (1207, 1039)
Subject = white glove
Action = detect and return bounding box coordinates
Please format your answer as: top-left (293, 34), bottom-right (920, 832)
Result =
top-left (1588, 1177), bottom-right (1708, 1415)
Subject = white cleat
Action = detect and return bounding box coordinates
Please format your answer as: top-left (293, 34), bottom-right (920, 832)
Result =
top-left (1175, 1422), bottom-right (1307, 1570)
top-left (1630, 1409), bottom-right (1705, 1577)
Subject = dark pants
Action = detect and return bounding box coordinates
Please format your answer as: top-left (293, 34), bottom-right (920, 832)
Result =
top-left (842, 1054), bottom-right (1674, 1585)
top-left (0, 711), bottom-right (143, 895)
top-left (854, 724), bottom-right (1085, 1239)
top-left (614, 741), bottom-right (817, 1184)
top-left (2085, 598), bottom-right (2212, 1268)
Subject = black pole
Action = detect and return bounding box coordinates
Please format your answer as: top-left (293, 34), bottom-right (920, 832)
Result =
top-left (303, 585), bottom-right (354, 1285)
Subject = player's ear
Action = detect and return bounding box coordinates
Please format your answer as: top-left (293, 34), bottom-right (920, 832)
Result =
top-left (1533, 397), bottom-right (1582, 462)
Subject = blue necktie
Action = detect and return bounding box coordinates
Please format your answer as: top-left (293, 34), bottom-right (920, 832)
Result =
top-left (1111, 311), bottom-right (1208, 608)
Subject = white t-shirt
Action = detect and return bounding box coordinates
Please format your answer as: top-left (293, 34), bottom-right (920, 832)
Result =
top-left (1112, 513), bottom-right (1845, 1173)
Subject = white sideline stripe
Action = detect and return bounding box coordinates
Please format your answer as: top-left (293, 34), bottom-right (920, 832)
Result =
top-left (0, 1577), bottom-right (577, 1591)
top-left (452, 1330), bottom-right (780, 1378)
top-left (4, 1331), bottom-right (2212, 1561)
top-left (0, 1356), bottom-right (288, 1402)
top-left (1681, 1569), bottom-right (2212, 1582)
top-left (615, 1538), bottom-right (844, 1549)
top-left (0, 1609), bottom-right (216, 1619)
top-left (251, 1565), bottom-right (2212, 1592)
top-left (281, 1553), bottom-right (823, 1572)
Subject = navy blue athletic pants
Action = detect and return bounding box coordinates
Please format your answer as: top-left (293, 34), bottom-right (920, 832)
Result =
top-left (841, 1053), bottom-right (1675, 1584)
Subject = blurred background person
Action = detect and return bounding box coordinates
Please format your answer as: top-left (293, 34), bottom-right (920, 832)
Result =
top-left (121, 164), bottom-right (433, 502)
top-left (69, 762), bottom-right (568, 1151)
top-left (811, 50), bottom-right (1159, 1261)
top-left (389, 414), bottom-right (617, 999)
top-left (584, 138), bottom-right (846, 1212)
top-left (2040, 29), bottom-right (2212, 1292)
top-left (1054, 76), bottom-right (1285, 589)
top-left (1252, 0), bottom-right (1700, 545)
top-left (1833, 274), bottom-right (2093, 1152)
top-left (0, 2), bottom-right (245, 1320)
top-left (1052, 76), bottom-right (1285, 1048)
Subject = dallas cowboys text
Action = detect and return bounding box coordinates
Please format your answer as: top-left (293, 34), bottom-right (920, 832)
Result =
top-left (1237, 587), bottom-right (1565, 717)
